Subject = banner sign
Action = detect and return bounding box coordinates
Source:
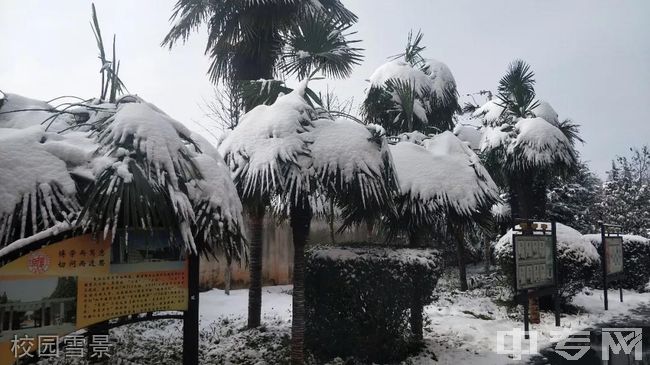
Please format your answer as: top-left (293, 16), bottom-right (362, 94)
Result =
top-left (513, 235), bottom-right (555, 290)
top-left (0, 233), bottom-right (187, 364)
top-left (604, 236), bottom-right (623, 275)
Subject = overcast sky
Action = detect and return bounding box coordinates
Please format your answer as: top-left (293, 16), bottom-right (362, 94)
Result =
top-left (1, 0), bottom-right (649, 177)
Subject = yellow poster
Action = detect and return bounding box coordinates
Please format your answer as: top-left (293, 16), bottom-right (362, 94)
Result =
top-left (0, 235), bottom-right (111, 279)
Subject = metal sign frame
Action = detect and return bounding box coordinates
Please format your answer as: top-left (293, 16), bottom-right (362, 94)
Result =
top-left (511, 219), bottom-right (561, 338)
top-left (599, 222), bottom-right (625, 310)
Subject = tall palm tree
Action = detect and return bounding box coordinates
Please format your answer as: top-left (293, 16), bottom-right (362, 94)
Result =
top-left (475, 60), bottom-right (579, 323)
top-left (220, 81), bottom-right (397, 364)
top-left (163, 0), bottom-right (362, 330)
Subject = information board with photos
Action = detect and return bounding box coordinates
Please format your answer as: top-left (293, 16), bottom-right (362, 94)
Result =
top-left (514, 235), bottom-right (555, 290)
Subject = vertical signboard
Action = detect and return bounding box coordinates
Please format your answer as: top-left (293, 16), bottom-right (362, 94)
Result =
top-left (604, 236), bottom-right (623, 275)
top-left (513, 235), bottom-right (555, 290)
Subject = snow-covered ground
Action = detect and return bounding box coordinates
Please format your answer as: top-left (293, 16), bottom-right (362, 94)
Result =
top-left (36, 272), bottom-right (649, 364)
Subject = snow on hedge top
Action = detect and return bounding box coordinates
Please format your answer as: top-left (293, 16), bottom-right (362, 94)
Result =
top-left (390, 132), bottom-right (497, 216)
top-left (308, 118), bottom-right (391, 207)
top-left (495, 222), bottom-right (600, 264)
top-left (583, 234), bottom-right (650, 247)
top-left (218, 84), bottom-right (312, 198)
top-left (0, 93), bottom-right (73, 132)
top-left (472, 99), bottom-right (505, 126)
top-left (310, 245), bottom-right (441, 269)
top-left (98, 102), bottom-right (193, 189)
top-left (532, 101), bottom-right (559, 126)
top-left (510, 117), bottom-right (574, 168)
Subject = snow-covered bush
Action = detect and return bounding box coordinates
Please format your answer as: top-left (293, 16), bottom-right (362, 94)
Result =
top-left (584, 234), bottom-right (650, 290)
top-left (305, 245), bottom-right (441, 363)
top-left (494, 222), bottom-right (600, 304)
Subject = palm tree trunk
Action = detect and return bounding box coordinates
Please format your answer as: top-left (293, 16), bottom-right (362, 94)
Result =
top-left (247, 205), bottom-right (265, 329)
top-left (290, 201), bottom-right (312, 365)
top-left (454, 225), bottom-right (469, 291)
top-left (408, 231), bottom-right (424, 344)
top-left (224, 254), bottom-right (232, 295)
top-left (484, 238), bottom-right (491, 273)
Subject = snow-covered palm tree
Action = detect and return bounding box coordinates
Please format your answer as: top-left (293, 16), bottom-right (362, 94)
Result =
top-left (219, 80), bottom-right (397, 364)
top-left (386, 131), bottom-right (498, 340)
top-left (0, 93), bottom-right (246, 262)
top-left (474, 60), bottom-right (579, 220)
top-left (362, 31), bottom-right (460, 135)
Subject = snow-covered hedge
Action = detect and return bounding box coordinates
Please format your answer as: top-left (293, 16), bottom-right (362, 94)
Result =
top-left (584, 234), bottom-right (650, 290)
top-left (494, 223), bottom-right (600, 303)
top-left (305, 245), bottom-right (442, 363)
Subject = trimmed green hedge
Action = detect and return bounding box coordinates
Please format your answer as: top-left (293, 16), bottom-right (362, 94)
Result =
top-left (305, 245), bottom-right (442, 363)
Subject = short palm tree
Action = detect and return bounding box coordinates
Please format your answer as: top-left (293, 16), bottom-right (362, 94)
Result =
top-left (220, 81), bottom-right (397, 364)
top-left (362, 31), bottom-right (460, 135)
top-left (386, 131), bottom-right (498, 340)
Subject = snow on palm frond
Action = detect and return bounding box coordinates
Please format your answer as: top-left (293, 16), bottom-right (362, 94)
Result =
top-left (308, 118), bottom-right (397, 226)
top-left (453, 124), bottom-right (482, 151)
top-left (387, 131), bottom-right (497, 236)
top-left (219, 81), bottom-right (314, 201)
top-left (421, 58), bottom-right (457, 106)
top-left (0, 126), bottom-right (80, 247)
top-left (532, 100), bottom-right (559, 126)
top-left (0, 93), bottom-right (77, 132)
top-left (508, 117), bottom-right (576, 170)
top-left (188, 134), bottom-right (246, 259)
top-left (472, 99), bottom-right (505, 127)
top-left (422, 131), bottom-right (498, 217)
top-left (79, 98), bottom-right (244, 254)
top-left (364, 54), bottom-right (459, 133)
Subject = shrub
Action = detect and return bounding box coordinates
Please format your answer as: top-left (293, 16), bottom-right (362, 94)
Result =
top-left (494, 222), bottom-right (600, 304)
top-left (584, 234), bottom-right (650, 290)
top-left (305, 244), bottom-right (442, 363)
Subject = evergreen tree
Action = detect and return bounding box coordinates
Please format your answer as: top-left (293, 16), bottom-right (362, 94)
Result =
top-left (546, 159), bottom-right (603, 233)
top-left (601, 146), bottom-right (650, 236)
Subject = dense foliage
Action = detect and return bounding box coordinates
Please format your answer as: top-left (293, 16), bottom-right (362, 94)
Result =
top-left (305, 245), bottom-right (442, 363)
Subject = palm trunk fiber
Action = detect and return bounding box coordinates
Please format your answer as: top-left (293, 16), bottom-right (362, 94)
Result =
top-left (453, 225), bottom-right (469, 291)
top-left (247, 207), bottom-right (265, 328)
top-left (290, 202), bottom-right (312, 365)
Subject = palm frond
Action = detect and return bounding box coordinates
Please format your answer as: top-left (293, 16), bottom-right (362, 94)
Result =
top-left (281, 13), bottom-right (363, 79)
top-left (496, 59), bottom-right (539, 119)
top-left (390, 29), bottom-right (426, 67)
